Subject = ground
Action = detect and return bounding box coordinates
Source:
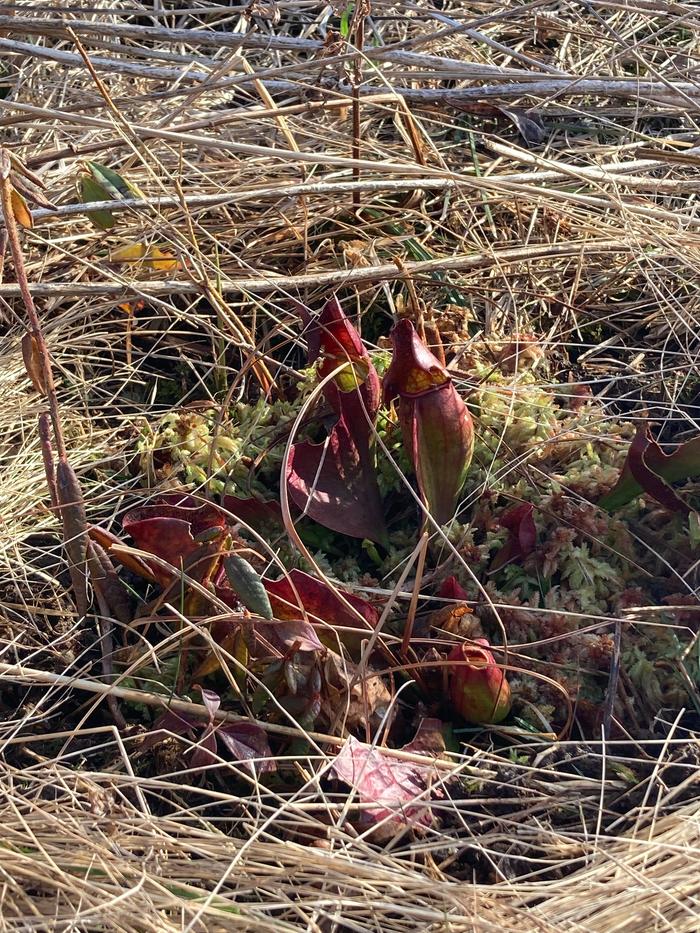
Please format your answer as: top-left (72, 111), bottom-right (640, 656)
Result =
top-left (1, 2), bottom-right (700, 930)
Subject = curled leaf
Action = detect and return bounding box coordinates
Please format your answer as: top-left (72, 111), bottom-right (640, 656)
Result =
top-left (21, 331), bottom-right (45, 394)
top-left (79, 174), bottom-right (116, 229)
top-left (86, 161), bottom-right (138, 199)
top-left (599, 423), bottom-right (700, 514)
top-left (447, 639), bottom-right (511, 725)
top-left (146, 245), bottom-right (179, 273)
top-left (384, 319), bottom-right (473, 524)
top-left (110, 242), bottom-right (147, 264)
top-left (10, 186), bottom-right (32, 228)
top-left (287, 415), bottom-right (387, 542)
top-left (289, 296), bottom-right (386, 542)
top-left (88, 524), bottom-right (157, 583)
top-left (491, 502), bottom-right (537, 572)
top-left (88, 540), bottom-right (132, 625)
top-left (110, 242), bottom-right (179, 273)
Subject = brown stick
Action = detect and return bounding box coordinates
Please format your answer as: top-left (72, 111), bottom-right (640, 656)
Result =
top-left (0, 151), bottom-right (66, 462)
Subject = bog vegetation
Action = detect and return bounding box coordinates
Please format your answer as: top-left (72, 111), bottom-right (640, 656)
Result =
top-left (1, 2), bottom-right (700, 930)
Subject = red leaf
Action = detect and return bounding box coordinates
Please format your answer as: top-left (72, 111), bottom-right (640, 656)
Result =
top-left (222, 494), bottom-right (283, 531)
top-left (287, 414), bottom-right (387, 542)
top-left (384, 320), bottom-right (474, 524)
top-left (190, 723), bottom-right (219, 769)
top-left (330, 719), bottom-right (445, 829)
top-left (289, 297), bottom-right (386, 542)
top-left (491, 502), bottom-right (537, 572)
top-left (122, 494), bottom-right (226, 586)
top-left (304, 295), bottom-right (380, 423)
top-left (218, 722), bottom-right (276, 773)
top-left (140, 709), bottom-right (197, 751)
top-left (265, 569), bottom-right (378, 631)
top-left (437, 576), bottom-right (469, 601)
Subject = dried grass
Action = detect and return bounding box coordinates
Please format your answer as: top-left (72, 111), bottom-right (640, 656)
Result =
top-left (1, 1), bottom-right (700, 929)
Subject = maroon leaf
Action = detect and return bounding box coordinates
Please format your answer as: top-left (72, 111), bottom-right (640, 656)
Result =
top-left (223, 494), bottom-right (283, 531)
top-left (403, 717), bottom-right (447, 757)
top-left (218, 722), bottom-right (276, 773)
top-left (190, 723), bottom-right (219, 769)
top-left (289, 297), bottom-right (386, 542)
top-left (491, 502), bottom-right (537, 572)
top-left (265, 569), bottom-right (379, 631)
top-left (384, 320), bottom-right (474, 524)
top-left (303, 295), bottom-right (380, 424)
top-left (330, 719), bottom-right (445, 829)
top-left (437, 576), bottom-right (469, 601)
top-left (122, 494), bottom-right (226, 586)
top-left (140, 709), bottom-right (197, 751)
top-left (287, 414), bottom-right (387, 542)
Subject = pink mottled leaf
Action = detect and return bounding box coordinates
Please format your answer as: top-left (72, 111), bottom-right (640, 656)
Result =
top-left (330, 720), bottom-right (446, 830)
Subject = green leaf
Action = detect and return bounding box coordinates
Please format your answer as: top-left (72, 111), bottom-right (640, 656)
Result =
top-left (86, 160), bottom-right (137, 199)
top-left (224, 554), bottom-right (273, 619)
top-left (340, 3), bottom-right (354, 38)
top-left (79, 175), bottom-right (116, 230)
top-left (599, 425), bottom-right (700, 512)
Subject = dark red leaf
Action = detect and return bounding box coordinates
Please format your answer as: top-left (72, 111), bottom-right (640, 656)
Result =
top-left (222, 494), bottom-right (283, 531)
top-left (265, 569), bottom-right (379, 631)
top-left (437, 576), bottom-right (469, 601)
top-left (190, 723), bottom-right (219, 769)
top-left (141, 709), bottom-right (198, 751)
top-left (218, 722), bottom-right (276, 773)
top-left (627, 426), bottom-right (690, 514)
top-left (289, 297), bottom-right (386, 541)
top-left (122, 494), bottom-right (226, 585)
top-left (287, 415), bottom-right (387, 542)
top-left (304, 295), bottom-right (380, 423)
top-left (599, 424), bottom-right (700, 512)
top-left (491, 502), bottom-right (537, 572)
